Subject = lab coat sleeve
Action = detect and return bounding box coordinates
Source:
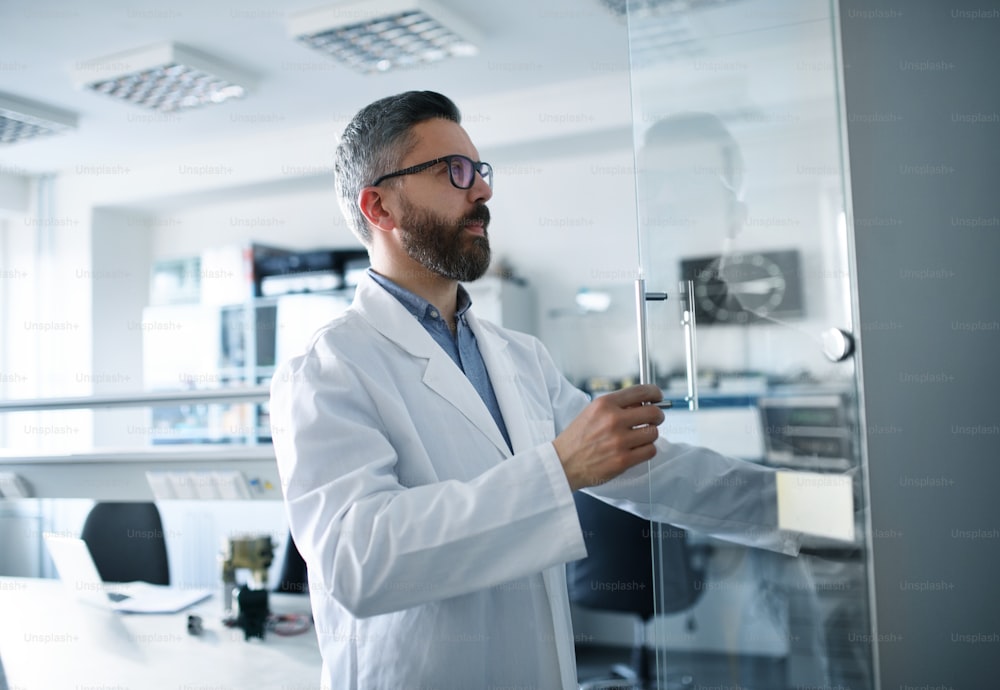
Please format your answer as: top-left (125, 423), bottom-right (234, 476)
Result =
top-left (583, 440), bottom-right (802, 555)
top-left (269, 349), bottom-right (587, 619)
top-left (530, 336), bottom-right (800, 555)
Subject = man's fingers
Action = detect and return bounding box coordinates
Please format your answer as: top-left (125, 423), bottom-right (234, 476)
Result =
top-left (557, 384), bottom-right (667, 491)
top-left (621, 402), bottom-right (666, 429)
top-left (628, 423), bottom-right (659, 448)
top-left (623, 434), bottom-right (659, 466)
top-left (605, 384), bottom-right (663, 408)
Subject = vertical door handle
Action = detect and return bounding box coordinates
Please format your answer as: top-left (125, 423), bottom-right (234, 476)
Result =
top-left (680, 280), bottom-right (699, 410)
top-left (634, 278), bottom-right (669, 386)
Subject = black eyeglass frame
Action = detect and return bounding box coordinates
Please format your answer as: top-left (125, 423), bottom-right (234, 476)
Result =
top-left (370, 154), bottom-right (493, 190)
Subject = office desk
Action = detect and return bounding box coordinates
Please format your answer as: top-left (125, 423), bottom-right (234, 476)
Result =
top-left (0, 577), bottom-right (324, 690)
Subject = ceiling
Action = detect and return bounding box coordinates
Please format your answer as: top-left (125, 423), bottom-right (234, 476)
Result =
top-left (0, 0), bottom-right (841, 215)
top-left (0, 0), bottom-right (634, 177)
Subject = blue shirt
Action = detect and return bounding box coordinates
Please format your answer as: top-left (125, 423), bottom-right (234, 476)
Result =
top-left (368, 269), bottom-right (513, 451)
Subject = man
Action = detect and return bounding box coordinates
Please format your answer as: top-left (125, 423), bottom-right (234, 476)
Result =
top-left (270, 91), bottom-right (802, 689)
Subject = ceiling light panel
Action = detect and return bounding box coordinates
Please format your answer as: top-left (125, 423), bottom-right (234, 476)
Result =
top-left (72, 43), bottom-right (255, 112)
top-left (0, 93), bottom-right (78, 146)
top-left (288, 0), bottom-right (479, 73)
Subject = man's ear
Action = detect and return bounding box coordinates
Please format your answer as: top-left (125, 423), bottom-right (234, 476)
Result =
top-left (358, 187), bottom-right (396, 233)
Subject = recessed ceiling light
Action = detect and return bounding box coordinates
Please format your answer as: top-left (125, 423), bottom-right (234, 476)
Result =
top-left (0, 93), bottom-right (78, 146)
top-left (288, 0), bottom-right (479, 74)
top-left (72, 43), bottom-right (255, 112)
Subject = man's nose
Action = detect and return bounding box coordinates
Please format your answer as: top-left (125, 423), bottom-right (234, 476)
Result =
top-left (468, 170), bottom-right (492, 203)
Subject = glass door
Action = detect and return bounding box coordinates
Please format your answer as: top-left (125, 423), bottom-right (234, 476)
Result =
top-left (626, 0), bottom-right (876, 688)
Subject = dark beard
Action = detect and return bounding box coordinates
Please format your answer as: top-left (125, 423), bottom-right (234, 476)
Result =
top-left (397, 199), bottom-right (492, 282)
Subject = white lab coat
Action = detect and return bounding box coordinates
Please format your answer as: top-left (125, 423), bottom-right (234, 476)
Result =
top-left (270, 272), bottom-right (800, 690)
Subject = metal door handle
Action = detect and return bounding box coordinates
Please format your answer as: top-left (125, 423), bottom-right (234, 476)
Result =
top-left (634, 278), bottom-right (668, 386)
top-left (680, 279), bottom-right (699, 410)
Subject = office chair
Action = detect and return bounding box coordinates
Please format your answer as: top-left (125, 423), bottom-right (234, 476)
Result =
top-left (275, 531), bottom-right (309, 595)
top-left (568, 491), bottom-right (708, 690)
top-left (80, 501), bottom-right (170, 585)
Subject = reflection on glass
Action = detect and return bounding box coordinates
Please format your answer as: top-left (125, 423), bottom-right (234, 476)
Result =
top-left (626, 0), bottom-right (874, 688)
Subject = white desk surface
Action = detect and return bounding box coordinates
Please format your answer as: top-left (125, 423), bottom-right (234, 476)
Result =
top-left (0, 576), bottom-right (324, 690)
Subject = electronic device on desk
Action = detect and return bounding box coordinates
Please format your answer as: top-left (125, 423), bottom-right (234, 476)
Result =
top-left (43, 533), bottom-right (213, 613)
top-left (235, 585), bottom-right (270, 640)
top-left (758, 394), bottom-right (855, 471)
top-left (220, 534), bottom-right (274, 637)
top-left (218, 535), bottom-right (314, 641)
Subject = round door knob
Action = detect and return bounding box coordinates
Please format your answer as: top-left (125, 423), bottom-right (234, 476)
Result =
top-left (821, 327), bottom-right (855, 362)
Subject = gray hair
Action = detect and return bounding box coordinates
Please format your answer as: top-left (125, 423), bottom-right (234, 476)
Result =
top-left (334, 91), bottom-right (461, 246)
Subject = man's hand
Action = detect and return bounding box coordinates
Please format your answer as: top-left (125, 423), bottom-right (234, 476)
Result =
top-left (553, 384), bottom-right (666, 491)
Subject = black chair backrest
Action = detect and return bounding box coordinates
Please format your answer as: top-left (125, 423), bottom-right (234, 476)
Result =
top-left (646, 521), bottom-right (703, 615)
top-left (275, 531), bottom-right (309, 594)
top-left (568, 491), bottom-right (703, 621)
top-left (80, 502), bottom-right (170, 585)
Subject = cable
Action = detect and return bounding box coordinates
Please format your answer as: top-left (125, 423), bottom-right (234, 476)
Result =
top-left (267, 613), bottom-right (313, 636)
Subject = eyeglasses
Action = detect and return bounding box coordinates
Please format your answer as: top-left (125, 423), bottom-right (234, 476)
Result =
top-left (370, 154), bottom-right (493, 190)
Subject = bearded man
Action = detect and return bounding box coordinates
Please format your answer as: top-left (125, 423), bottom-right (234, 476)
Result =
top-left (270, 90), bottom-right (803, 690)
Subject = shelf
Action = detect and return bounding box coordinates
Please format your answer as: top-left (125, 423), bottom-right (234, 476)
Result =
top-left (0, 386), bottom-right (271, 413)
top-left (0, 445), bottom-right (276, 465)
top-left (0, 387), bottom-right (281, 501)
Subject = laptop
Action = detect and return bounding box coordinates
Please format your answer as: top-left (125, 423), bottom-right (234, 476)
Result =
top-left (43, 532), bottom-right (213, 614)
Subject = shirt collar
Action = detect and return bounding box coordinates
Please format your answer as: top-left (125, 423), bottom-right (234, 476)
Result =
top-left (367, 268), bottom-right (473, 323)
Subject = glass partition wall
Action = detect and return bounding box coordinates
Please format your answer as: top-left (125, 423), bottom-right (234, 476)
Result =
top-left (625, 1), bottom-right (876, 688)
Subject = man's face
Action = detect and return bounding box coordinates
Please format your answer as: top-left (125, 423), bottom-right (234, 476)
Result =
top-left (384, 117), bottom-right (494, 282)
top-left (397, 194), bottom-right (491, 282)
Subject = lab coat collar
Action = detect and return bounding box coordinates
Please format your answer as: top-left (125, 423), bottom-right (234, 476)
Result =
top-left (465, 311), bottom-right (539, 455)
top-left (352, 274), bottom-right (514, 458)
